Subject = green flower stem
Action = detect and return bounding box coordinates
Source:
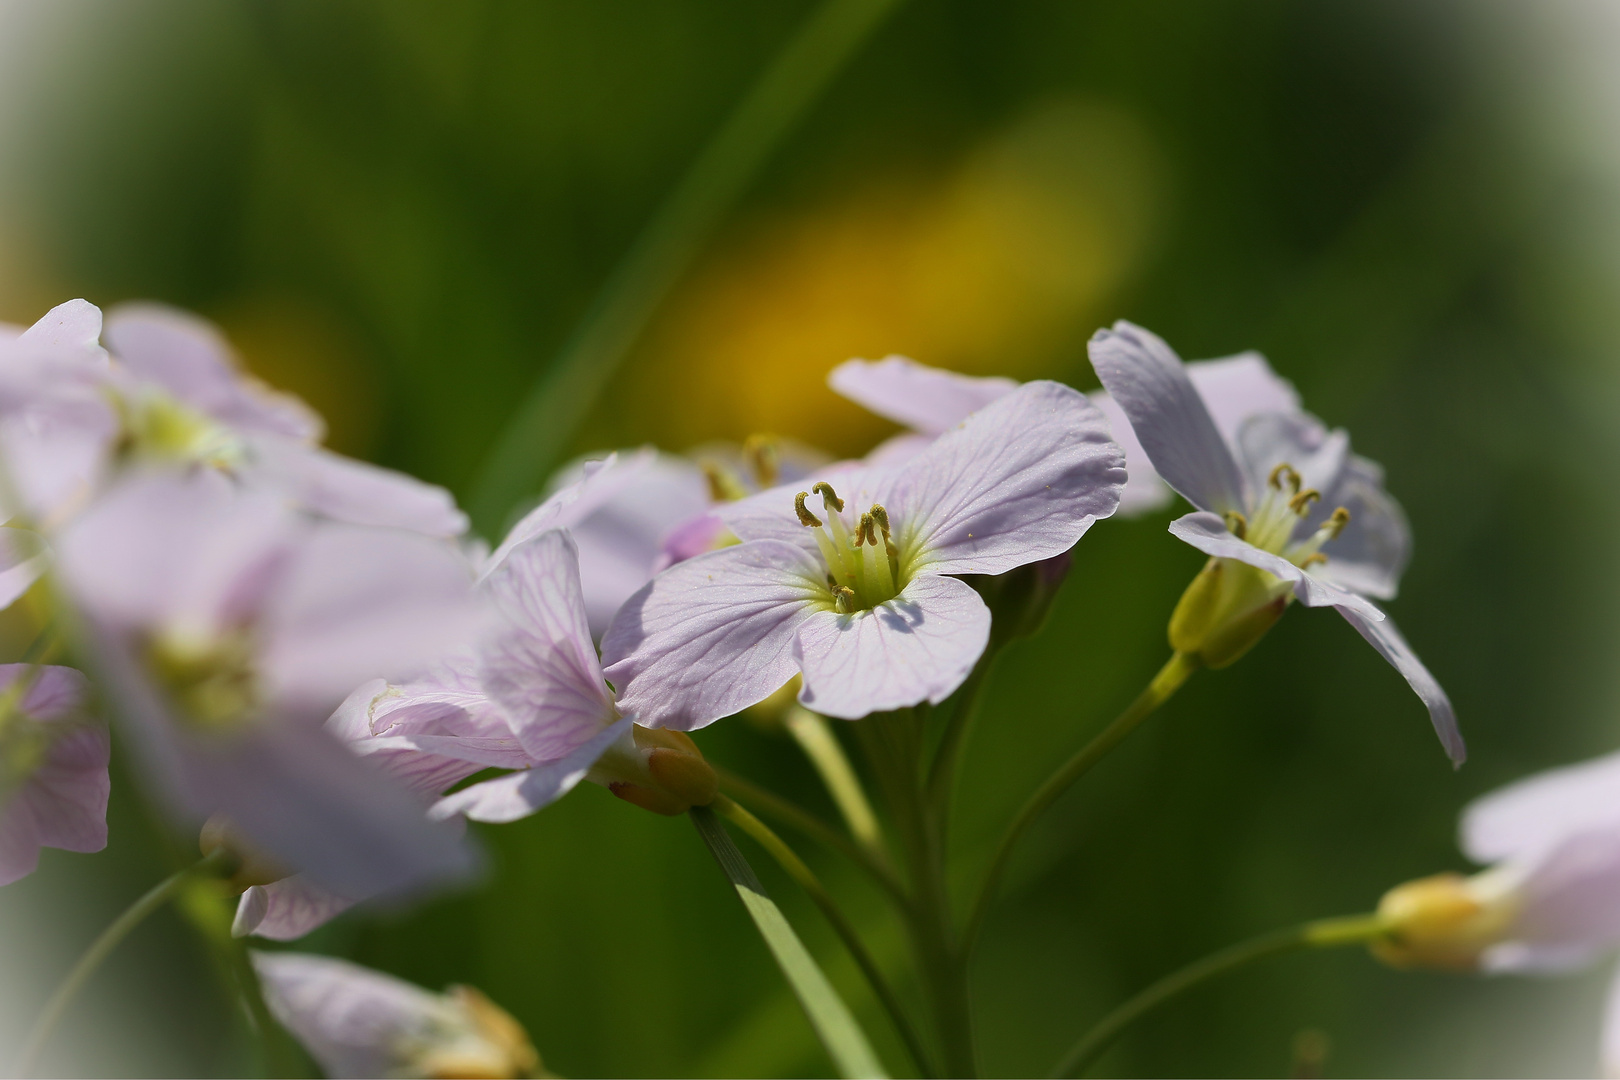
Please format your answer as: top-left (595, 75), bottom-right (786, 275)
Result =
top-left (467, 0), bottom-right (907, 532)
top-left (715, 765), bottom-right (908, 907)
top-left (690, 805), bottom-right (888, 1080)
top-left (784, 706), bottom-right (886, 859)
top-left (10, 850), bottom-right (234, 1078)
top-left (715, 795), bottom-right (936, 1078)
top-left (962, 652), bottom-right (1200, 957)
top-left (858, 710), bottom-right (978, 1078)
top-left (1048, 913), bottom-right (1386, 1078)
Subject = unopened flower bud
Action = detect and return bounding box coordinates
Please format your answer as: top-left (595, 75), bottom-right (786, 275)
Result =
top-left (589, 725), bottom-right (718, 817)
top-left (1168, 557), bottom-right (1289, 668)
top-left (1370, 870), bottom-right (1522, 971)
top-left (199, 815), bottom-right (284, 890)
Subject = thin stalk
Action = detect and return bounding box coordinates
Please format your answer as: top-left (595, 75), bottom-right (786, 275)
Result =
top-left (962, 652), bottom-right (1199, 955)
top-left (715, 765), bottom-right (907, 907)
top-left (784, 706), bottom-right (885, 858)
top-left (11, 851), bottom-right (232, 1077)
top-left (715, 795), bottom-right (937, 1078)
top-left (1049, 914), bottom-right (1385, 1078)
top-left (690, 805), bottom-right (888, 1079)
top-left (468, 0), bottom-right (907, 532)
top-left (858, 711), bottom-right (978, 1078)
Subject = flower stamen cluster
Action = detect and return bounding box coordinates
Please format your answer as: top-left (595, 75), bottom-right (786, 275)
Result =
top-left (794, 481), bottom-right (902, 613)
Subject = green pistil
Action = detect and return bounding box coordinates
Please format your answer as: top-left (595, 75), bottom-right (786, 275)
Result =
top-left (795, 484), bottom-right (905, 613)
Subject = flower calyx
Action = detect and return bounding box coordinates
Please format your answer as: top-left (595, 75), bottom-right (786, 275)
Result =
top-left (1368, 869), bottom-right (1522, 971)
top-left (411, 984), bottom-right (543, 1080)
top-left (590, 725), bottom-right (718, 817)
top-left (1168, 557), bottom-right (1289, 668)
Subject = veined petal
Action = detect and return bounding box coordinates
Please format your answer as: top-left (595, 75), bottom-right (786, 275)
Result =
top-left (828, 355), bottom-right (1017, 435)
top-left (1335, 605), bottom-right (1464, 766)
top-left (1088, 321), bottom-right (1247, 515)
top-left (1462, 749), bottom-right (1620, 865)
top-left (795, 575), bottom-right (990, 719)
top-left (1234, 412), bottom-right (1349, 499)
top-left (1168, 512), bottom-right (1386, 619)
top-left (235, 877), bottom-right (358, 941)
top-left (352, 735), bottom-right (532, 799)
top-left (431, 718), bottom-right (633, 824)
top-left (1312, 454), bottom-right (1409, 601)
top-left (896, 381), bottom-right (1124, 576)
top-left (479, 529), bottom-right (616, 760)
top-left (602, 540), bottom-right (821, 731)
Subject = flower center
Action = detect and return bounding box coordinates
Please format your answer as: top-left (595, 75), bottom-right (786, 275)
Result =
top-left (119, 390), bottom-right (247, 471)
top-left (144, 627), bottom-right (262, 732)
top-left (1224, 462), bottom-right (1350, 570)
top-left (794, 482), bottom-right (906, 613)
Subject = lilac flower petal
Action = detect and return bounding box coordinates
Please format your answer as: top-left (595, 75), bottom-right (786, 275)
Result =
top-left (794, 575), bottom-right (991, 719)
top-left (479, 529), bottom-right (616, 761)
top-left (263, 524), bottom-right (486, 709)
top-left (431, 718), bottom-right (633, 824)
top-left (1507, 828), bottom-right (1620, 960)
top-left (828, 355), bottom-right (1018, 435)
top-left (1462, 749), bottom-right (1620, 864)
top-left (104, 303), bottom-right (322, 441)
top-left (484, 450), bottom-right (668, 578)
top-left (0, 528), bottom-right (47, 610)
top-left (234, 877), bottom-right (358, 941)
top-left (602, 540), bottom-right (821, 731)
top-left (249, 439), bottom-right (467, 537)
top-left (1191, 352), bottom-right (1301, 443)
top-left (1312, 454), bottom-right (1410, 601)
top-left (862, 432), bottom-right (936, 468)
top-left (0, 666), bottom-right (108, 885)
top-left (1335, 605), bottom-right (1464, 766)
top-left (324, 678), bottom-right (393, 742)
top-left (17, 299), bottom-right (104, 358)
top-left (352, 735), bottom-right (532, 799)
top-left (1234, 412), bottom-right (1350, 503)
top-left (715, 464), bottom-right (872, 556)
top-left (0, 389), bottom-right (118, 525)
top-left (653, 512), bottom-right (729, 572)
top-left (1088, 390), bottom-right (1173, 516)
top-left (252, 951), bottom-right (458, 1079)
top-left (897, 381), bottom-right (1124, 576)
top-left (1167, 512), bottom-right (1386, 619)
top-left (1088, 321), bottom-right (1248, 515)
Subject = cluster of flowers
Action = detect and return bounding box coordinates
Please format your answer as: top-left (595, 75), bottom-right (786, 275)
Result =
top-left (0, 295), bottom-right (1610, 1073)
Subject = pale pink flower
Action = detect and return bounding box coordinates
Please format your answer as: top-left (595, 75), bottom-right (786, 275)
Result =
top-left (601, 381), bottom-right (1126, 728)
top-left (54, 471), bottom-right (485, 897)
top-left (252, 951), bottom-right (540, 1079)
top-left (829, 352), bottom-right (1299, 514)
top-left (1088, 321), bottom-right (1460, 763)
top-left (0, 665), bottom-right (108, 885)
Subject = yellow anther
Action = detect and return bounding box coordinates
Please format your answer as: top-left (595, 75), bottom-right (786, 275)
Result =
top-left (1288, 488), bottom-right (1322, 515)
top-left (794, 491), bottom-right (822, 528)
top-left (869, 504), bottom-right (891, 538)
top-left (832, 586), bottom-right (857, 613)
top-left (1326, 506), bottom-right (1351, 539)
top-left (703, 461), bottom-right (748, 503)
top-left (811, 481), bottom-right (844, 513)
top-left (1299, 552), bottom-right (1328, 569)
top-left (1223, 510), bottom-right (1249, 539)
top-left (743, 434), bottom-right (779, 488)
top-left (856, 512), bottom-right (879, 547)
top-left (1269, 463), bottom-right (1301, 493)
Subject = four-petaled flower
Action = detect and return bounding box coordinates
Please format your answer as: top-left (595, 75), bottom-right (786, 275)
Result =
top-left (1088, 321), bottom-right (1463, 764)
top-left (601, 380), bottom-right (1126, 728)
top-left (0, 665), bottom-right (108, 886)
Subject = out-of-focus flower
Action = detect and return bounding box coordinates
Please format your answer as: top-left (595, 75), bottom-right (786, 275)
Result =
top-left (1370, 748), bottom-right (1620, 1071)
top-left (252, 951), bottom-right (541, 1079)
top-left (0, 299), bottom-right (465, 539)
top-left (829, 352), bottom-right (1299, 514)
top-left (1088, 321), bottom-right (1462, 764)
top-left (601, 381), bottom-right (1125, 728)
top-left (54, 471), bottom-right (484, 898)
top-left (234, 669), bottom-right (532, 940)
top-left (0, 664), bottom-right (107, 885)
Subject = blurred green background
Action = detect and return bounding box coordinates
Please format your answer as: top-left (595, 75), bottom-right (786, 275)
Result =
top-left (3, 0), bottom-right (1620, 1075)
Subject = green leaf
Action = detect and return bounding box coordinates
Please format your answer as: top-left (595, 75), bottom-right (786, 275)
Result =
top-left (690, 805), bottom-right (888, 1079)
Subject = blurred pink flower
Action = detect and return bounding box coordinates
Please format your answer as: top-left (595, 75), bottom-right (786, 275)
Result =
top-left (252, 951), bottom-right (540, 1079)
top-left (0, 664), bottom-right (108, 886)
top-left (54, 471), bottom-right (485, 898)
top-left (1088, 320), bottom-right (1461, 764)
top-left (829, 351), bottom-right (1299, 515)
top-left (601, 380), bottom-right (1125, 729)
